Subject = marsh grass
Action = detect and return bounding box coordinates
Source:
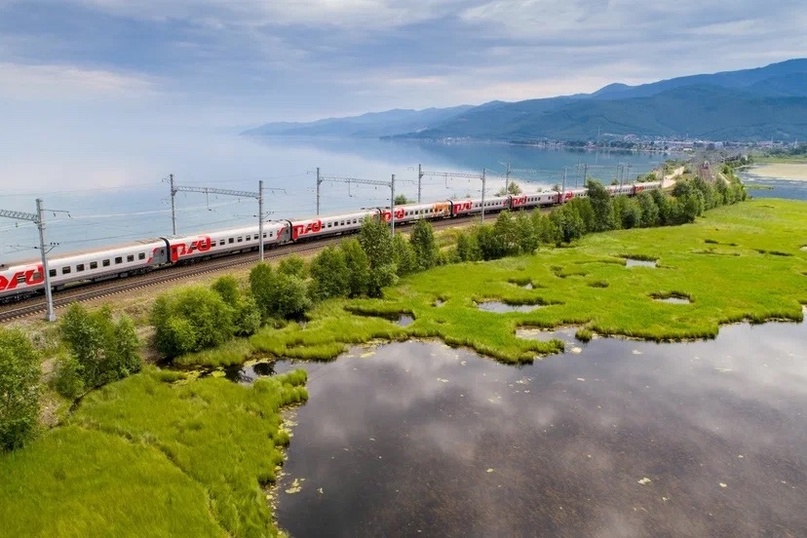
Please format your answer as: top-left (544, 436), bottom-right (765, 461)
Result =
top-left (160, 200), bottom-right (807, 367)
top-left (575, 328), bottom-right (593, 342)
top-left (0, 367), bottom-right (307, 537)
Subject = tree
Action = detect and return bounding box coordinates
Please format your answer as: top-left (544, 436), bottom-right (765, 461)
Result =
top-left (514, 212), bottom-right (539, 254)
top-left (636, 191), bottom-right (660, 228)
top-left (394, 194), bottom-right (409, 205)
top-left (393, 233), bottom-right (417, 277)
top-left (549, 204), bottom-right (585, 244)
top-left (359, 216), bottom-right (396, 297)
top-left (586, 180), bottom-right (616, 232)
top-left (340, 239), bottom-right (371, 298)
top-left (496, 182), bottom-right (523, 196)
top-left (152, 287), bottom-right (235, 358)
top-left (455, 231), bottom-right (481, 262)
top-left (249, 263), bottom-right (310, 321)
top-left (212, 275), bottom-right (261, 335)
top-left (492, 210), bottom-right (521, 257)
top-left (0, 328), bottom-right (40, 451)
top-left (409, 219), bottom-right (438, 271)
top-left (278, 255), bottom-right (308, 279)
top-left (60, 303), bottom-right (142, 389)
top-left (309, 246), bottom-right (350, 301)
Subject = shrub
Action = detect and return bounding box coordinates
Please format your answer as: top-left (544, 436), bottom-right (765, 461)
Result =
top-left (152, 287), bottom-right (235, 359)
top-left (0, 328), bottom-right (41, 451)
top-left (60, 303), bottom-right (142, 390)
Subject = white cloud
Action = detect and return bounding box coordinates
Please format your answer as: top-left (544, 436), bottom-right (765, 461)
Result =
top-left (0, 62), bottom-right (157, 101)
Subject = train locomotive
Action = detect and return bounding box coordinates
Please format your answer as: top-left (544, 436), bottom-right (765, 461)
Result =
top-left (0, 181), bottom-right (661, 303)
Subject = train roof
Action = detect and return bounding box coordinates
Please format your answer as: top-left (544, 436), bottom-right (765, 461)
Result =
top-left (1, 238), bottom-right (168, 269)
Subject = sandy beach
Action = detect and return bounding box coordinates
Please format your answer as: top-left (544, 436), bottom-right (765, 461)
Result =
top-left (745, 162), bottom-right (807, 181)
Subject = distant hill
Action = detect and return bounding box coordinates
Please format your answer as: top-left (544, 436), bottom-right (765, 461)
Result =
top-left (243, 59), bottom-right (807, 142)
top-left (242, 106), bottom-right (474, 138)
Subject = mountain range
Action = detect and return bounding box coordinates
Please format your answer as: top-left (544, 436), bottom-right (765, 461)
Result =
top-left (243, 59), bottom-right (807, 142)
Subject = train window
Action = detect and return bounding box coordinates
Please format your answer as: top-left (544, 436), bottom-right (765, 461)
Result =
top-left (138, 253), bottom-right (145, 260)
top-left (237, 237), bottom-right (243, 243)
top-left (263, 233), bottom-right (267, 238)
top-left (228, 238), bottom-right (234, 244)
top-left (90, 262), bottom-right (98, 269)
top-left (76, 264), bottom-right (85, 272)
top-left (246, 235), bottom-right (251, 241)
top-left (49, 269), bottom-right (56, 277)
top-left (103, 259), bottom-right (110, 267)
top-left (16, 274), bottom-right (26, 284)
top-left (115, 257), bottom-right (123, 264)
top-left (62, 266), bottom-right (71, 274)
top-left (219, 239), bottom-right (225, 246)
top-left (127, 255), bottom-right (134, 262)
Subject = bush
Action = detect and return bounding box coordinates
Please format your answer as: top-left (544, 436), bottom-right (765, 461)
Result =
top-left (152, 287), bottom-right (235, 359)
top-left (0, 328), bottom-right (41, 451)
top-left (409, 219), bottom-right (438, 271)
top-left (309, 246), bottom-right (350, 301)
top-left (52, 355), bottom-right (85, 400)
top-left (60, 303), bottom-right (142, 390)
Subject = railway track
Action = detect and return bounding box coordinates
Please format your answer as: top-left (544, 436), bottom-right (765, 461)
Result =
top-left (0, 210), bottom-right (538, 324)
top-left (0, 236), bottom-right (345, 323)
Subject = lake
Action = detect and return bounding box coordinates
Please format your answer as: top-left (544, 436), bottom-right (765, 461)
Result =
top-left (256, 314), bottom-right (807, 537)
top-left (0, 136), bottom-right (661, 265)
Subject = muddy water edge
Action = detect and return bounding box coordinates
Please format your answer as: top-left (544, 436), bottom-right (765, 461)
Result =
top-left (257, 316), bottom-right (807, 537)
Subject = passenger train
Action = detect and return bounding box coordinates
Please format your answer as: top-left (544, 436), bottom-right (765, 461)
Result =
top-left (0, 181), bottom-right (661, 303)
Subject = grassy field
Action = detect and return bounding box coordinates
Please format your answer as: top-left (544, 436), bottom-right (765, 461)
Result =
top-left (0, 367), bottom-right (308, 537)
top-left (242, 199), bottom-right (807, 364)
top-left (1, 198), bottom-right (805, 537)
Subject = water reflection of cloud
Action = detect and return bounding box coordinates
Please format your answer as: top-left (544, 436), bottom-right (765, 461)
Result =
top-left (279, 319), bottom-right (807, 536)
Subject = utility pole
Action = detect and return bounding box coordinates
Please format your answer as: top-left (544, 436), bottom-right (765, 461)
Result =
top-left (169, 174), bottom-right (177, 235)
top-left (504, 162), bottom-right (511, 195)
top-left (481, 168), bottom-right (487, 222)
top-left (169, 179), bottom-right (282, 262)
top-left (390, 174), bottom-right (396, 236)
top-left (417, 164), bottom-right (423, 203)
top-left (316, 172), bottom-right (396, 236)
top-left (316, 167), bottom-right (322, 215)
top-left (1, 199), bottom-right (70, 321)
top-left (561, 168), bottom-right (567, 204)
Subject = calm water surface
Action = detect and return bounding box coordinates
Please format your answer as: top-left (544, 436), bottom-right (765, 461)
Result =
top-left (269, 317), bottom-right (807, 537)
top-left (1, 137), bottom-right (660, 265)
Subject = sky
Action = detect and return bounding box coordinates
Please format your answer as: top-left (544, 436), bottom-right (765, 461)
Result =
top-left (0, 0), bottom-right (805, 194)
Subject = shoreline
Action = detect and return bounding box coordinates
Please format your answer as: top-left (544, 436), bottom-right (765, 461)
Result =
top-left (743, 162), bottom-right (807, 181)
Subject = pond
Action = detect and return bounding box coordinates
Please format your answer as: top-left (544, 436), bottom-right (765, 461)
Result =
top-left (273, 313), bottom-right (807, 537)
top-left (625, 258), bottom-right (657, 268)
top-left (476, 301), bottom-right (545, 313)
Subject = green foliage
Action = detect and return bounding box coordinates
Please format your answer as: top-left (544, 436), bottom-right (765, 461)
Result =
top-left (52, 355), bottom-right (84, 400)
top-left (0, 328), bottom-right (40, 451)
top-left (59, 303), bottom-right (142, 392)
top-left (394, 194), bottom-right (409, 205)
top-left (359, 216), bottom-right (396, 297)
top-left (455, 231), bottom-right (482, 262)
top-left (152, 287), bottom-right (235, 359)
top-left (514, 212), bottom-right (539, 254)
top-left (0, 368), bottom-right (308, 537)
top-left (341, 238), bottom-right (371, 298)
top-left (278, 255), bottom-right (308, 279)
top-left (392, 233), bottom-right (417, 277)
top-left (212, 275), bottom-right (260, 336)
top-left (549, 204), bottom-right (585, 244)
top-left (211, 275), bottom-right (240, 307)
top-left (637, 192), bottom-right (660, 227)
top-left (309, 246), bottom-right (350, 301)
top-left (615, 196), bottom-right (642, 229)
top-left (496, 181), bottom-right (523, 196)
top-left (492, 211), bottom-right (522, 257)
top-left (249, 263), bottom-right (310, 321)
top-left (409, 219), bottom-right (439, 271)
top-left (586, 180), bottom-right (616, 232)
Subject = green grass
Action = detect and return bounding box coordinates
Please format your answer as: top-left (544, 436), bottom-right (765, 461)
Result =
top-left (0, 367), bottom-right (308, 537)
top-left (172, 199), bottom-right (807, 366)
